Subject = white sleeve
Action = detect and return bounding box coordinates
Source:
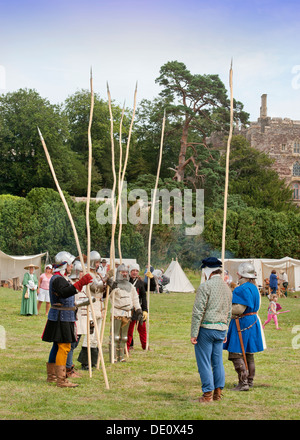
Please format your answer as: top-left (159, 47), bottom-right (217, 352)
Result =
top-left (131, 285), bottom-right (140, 310)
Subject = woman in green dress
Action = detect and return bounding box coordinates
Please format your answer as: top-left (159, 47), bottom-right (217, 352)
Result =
top-left (20, 264), bottom-right (39, 316)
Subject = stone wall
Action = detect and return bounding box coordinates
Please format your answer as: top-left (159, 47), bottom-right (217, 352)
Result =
top-left (239, 116), bottom-right (300, 184)
top-left (208, 94), bottom-right (300, 205)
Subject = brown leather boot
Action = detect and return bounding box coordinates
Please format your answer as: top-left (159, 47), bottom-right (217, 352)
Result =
top-left (55, 365), bottom-right (78, 388)
top-left (198, 391), bottom-right (213, 403)
top-left (213, 387), bottom-right (223, 401)
top-left (247, 361), bottom-right (255, 388)
top-left (66, 365), bottom-right (82, 378)
top-left (46, 362), bottom-right (56, 383)
top-left (232, 359), bottom-right (249, 391)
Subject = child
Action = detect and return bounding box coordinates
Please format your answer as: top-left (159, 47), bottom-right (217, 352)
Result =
top-left (263, 294), bottom-right (281, 330)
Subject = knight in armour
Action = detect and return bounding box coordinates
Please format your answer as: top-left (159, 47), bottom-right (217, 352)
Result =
top-left (108, 264), bottom-right (143, 362)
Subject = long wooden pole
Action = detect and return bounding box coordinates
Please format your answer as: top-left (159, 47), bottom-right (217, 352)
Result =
top-left (38, 127), bottom-right (109, 390)
top-left (117, 102), bottom-right (125, 264)
top-left (221, 60), bottom-right (234, 279)
top-left (146, 110), bottom-right (166, 351)
top-left (99, 84), bottom-right (137, 363)
top-left (107, 83), bottom-right (117, 364)
top-left (86, 69), bottom-right (95, 377)
top-left (117, 85), bottom-right (137, 359)
top-left (117, 83), bottom-right (137, 262)
top-left (86, 67), bottom-right (94, 378)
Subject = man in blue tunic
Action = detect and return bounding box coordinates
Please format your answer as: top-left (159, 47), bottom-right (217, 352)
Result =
top-left (224, 261), bottom-right (265, 391)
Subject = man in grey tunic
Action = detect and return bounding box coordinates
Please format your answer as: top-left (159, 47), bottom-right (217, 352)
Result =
top-left (191, 257), bottom-right (232, 403)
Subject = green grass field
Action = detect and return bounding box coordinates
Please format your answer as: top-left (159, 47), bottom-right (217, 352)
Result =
top-left (0, 277), bottom-right (299, 421)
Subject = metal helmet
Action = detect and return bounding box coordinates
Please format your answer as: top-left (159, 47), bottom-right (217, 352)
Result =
top-left (54, 251), bottom-right (75, 274)
top-left (54, 251), bottom-right (75, 266)
top-left (68, 253), bottom-right (76, 265)
top-left (90, 250), bottom-right (101, 270)
top-left (70, 259), bottom-right (84, 279)
top-left (74, 259), bottom-right (83, 272)
top-left (116, 263), bottom-right (129, 282)
top-left (237, 261), bottom-right (257, 279)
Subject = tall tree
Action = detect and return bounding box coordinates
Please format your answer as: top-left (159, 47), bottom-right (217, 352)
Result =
top-left (0, 89), bottom-right (86, 196)
top-left (63, 90), bottom-right (137, 191)
top-left (155, 61), bottom-right (249, 185)
top-left (204, 207), bottom-right (300, 259)
top-left (222, 135), bottom-right (296, 212)
top-left (135, 97), bottom-right (183, 180)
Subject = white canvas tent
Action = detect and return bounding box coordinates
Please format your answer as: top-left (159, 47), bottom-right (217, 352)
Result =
top-left (223, 256), bottom-right (300, 291)
top-left (164, 259), bottom-right (195, 293)
top-left (0, 250), bottom-right (47, 285)
top-left (102, 258), bottom-right (137, 269)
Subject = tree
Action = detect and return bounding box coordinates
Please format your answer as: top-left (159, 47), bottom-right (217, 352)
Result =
top-left (135, 97), bottom-right (227, 205)
top-left (155, 61), bottom-right (249, 185)
top-left (221, 135), bottom-right (296, 212)
top-left (134, 97), bottom-right (178, 179)
top-left (63, 90), bottom-right (138, 191)
top-left (204, 207), bottom-right (300, 259)
top-left (0, 194), bottom-right (37, 254)
top-left (0, 89), bottom-right (88, 196)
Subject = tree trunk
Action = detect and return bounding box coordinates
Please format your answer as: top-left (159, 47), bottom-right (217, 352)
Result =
top-left (175, 122), bottom-right (189, 182)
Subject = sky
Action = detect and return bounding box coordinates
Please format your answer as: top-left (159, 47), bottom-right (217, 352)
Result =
top-left (1, 0), bottom-right (300, 121)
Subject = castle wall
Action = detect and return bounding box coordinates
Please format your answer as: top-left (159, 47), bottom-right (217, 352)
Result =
top-left (207, 94), bottom-right (300, 205)
top-left (241, 117), bottom-right (300, 184)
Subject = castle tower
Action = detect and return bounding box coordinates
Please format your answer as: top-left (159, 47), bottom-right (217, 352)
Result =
top-left (260, 94), bottom-right (268, 119)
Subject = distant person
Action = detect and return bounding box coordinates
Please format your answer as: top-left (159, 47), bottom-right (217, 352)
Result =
top-left (144, 265), bottom-right (159, 293)
top-left (224, 270), bottom-right (232, 286)
top-left (127, 264), bottom-right (148, 351)
top-left (37, 264), bottom-right (53, 315)
top-left (160, 269), bottom-right (170, 289)
top-left (279, 270), bottom-right (288, 297)
top-left (20, 264), bottom-right (39, 316)
top-left (269, 270), bottom-right (279, 295)
top-left (153, 269), bottom-right (163, 293)
top-left (263, 294), bottom-right (281, 330)
top-left (97, 259), bottom-right (108, 278)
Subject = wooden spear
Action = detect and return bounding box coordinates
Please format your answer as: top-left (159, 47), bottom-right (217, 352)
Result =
top-left (117, 102), bottom-right (126, 264)
top-left (107, 82), bottom-right (117, 364)
top-left (117, 83), bottom-right (138, 262)
top-left (99, 84), bottom-right (137, 363)
top-left (86, 67), bottom-right (94, 378)
top-left (221, 60), bottom-right (234, 279)
top-left (146, 110), bottom-right (166, 351)
top-left (117, 85), bottom-right (137, 359)
top-left (38, 126), bottom-right (109, 390)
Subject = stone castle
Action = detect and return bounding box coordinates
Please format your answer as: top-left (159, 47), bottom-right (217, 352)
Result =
top-left (210, 94), bottom-right (300, 205)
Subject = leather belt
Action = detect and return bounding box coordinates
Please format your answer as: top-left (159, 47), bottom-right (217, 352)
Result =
top-left (240, 312), bottom-right (257, 318)
top-left (234, 312), bottom-right (258, 371)
top-left (235, 317), bottom-right (248, 371)
top-left (51, 304), bottom-right (76, 311)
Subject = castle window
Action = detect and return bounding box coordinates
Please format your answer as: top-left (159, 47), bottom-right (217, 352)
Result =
top-left (294, 142), bottom-right (300, 153)
top-left (293, 162), bottom-right (300, 176)
top-left (293, 183), bottom-right (300, 200)
top-left (282, 144), bottom-right (286, 151)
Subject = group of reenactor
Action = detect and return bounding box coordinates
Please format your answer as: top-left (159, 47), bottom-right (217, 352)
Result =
top-left (42, 250), bottom-right (148, 388)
